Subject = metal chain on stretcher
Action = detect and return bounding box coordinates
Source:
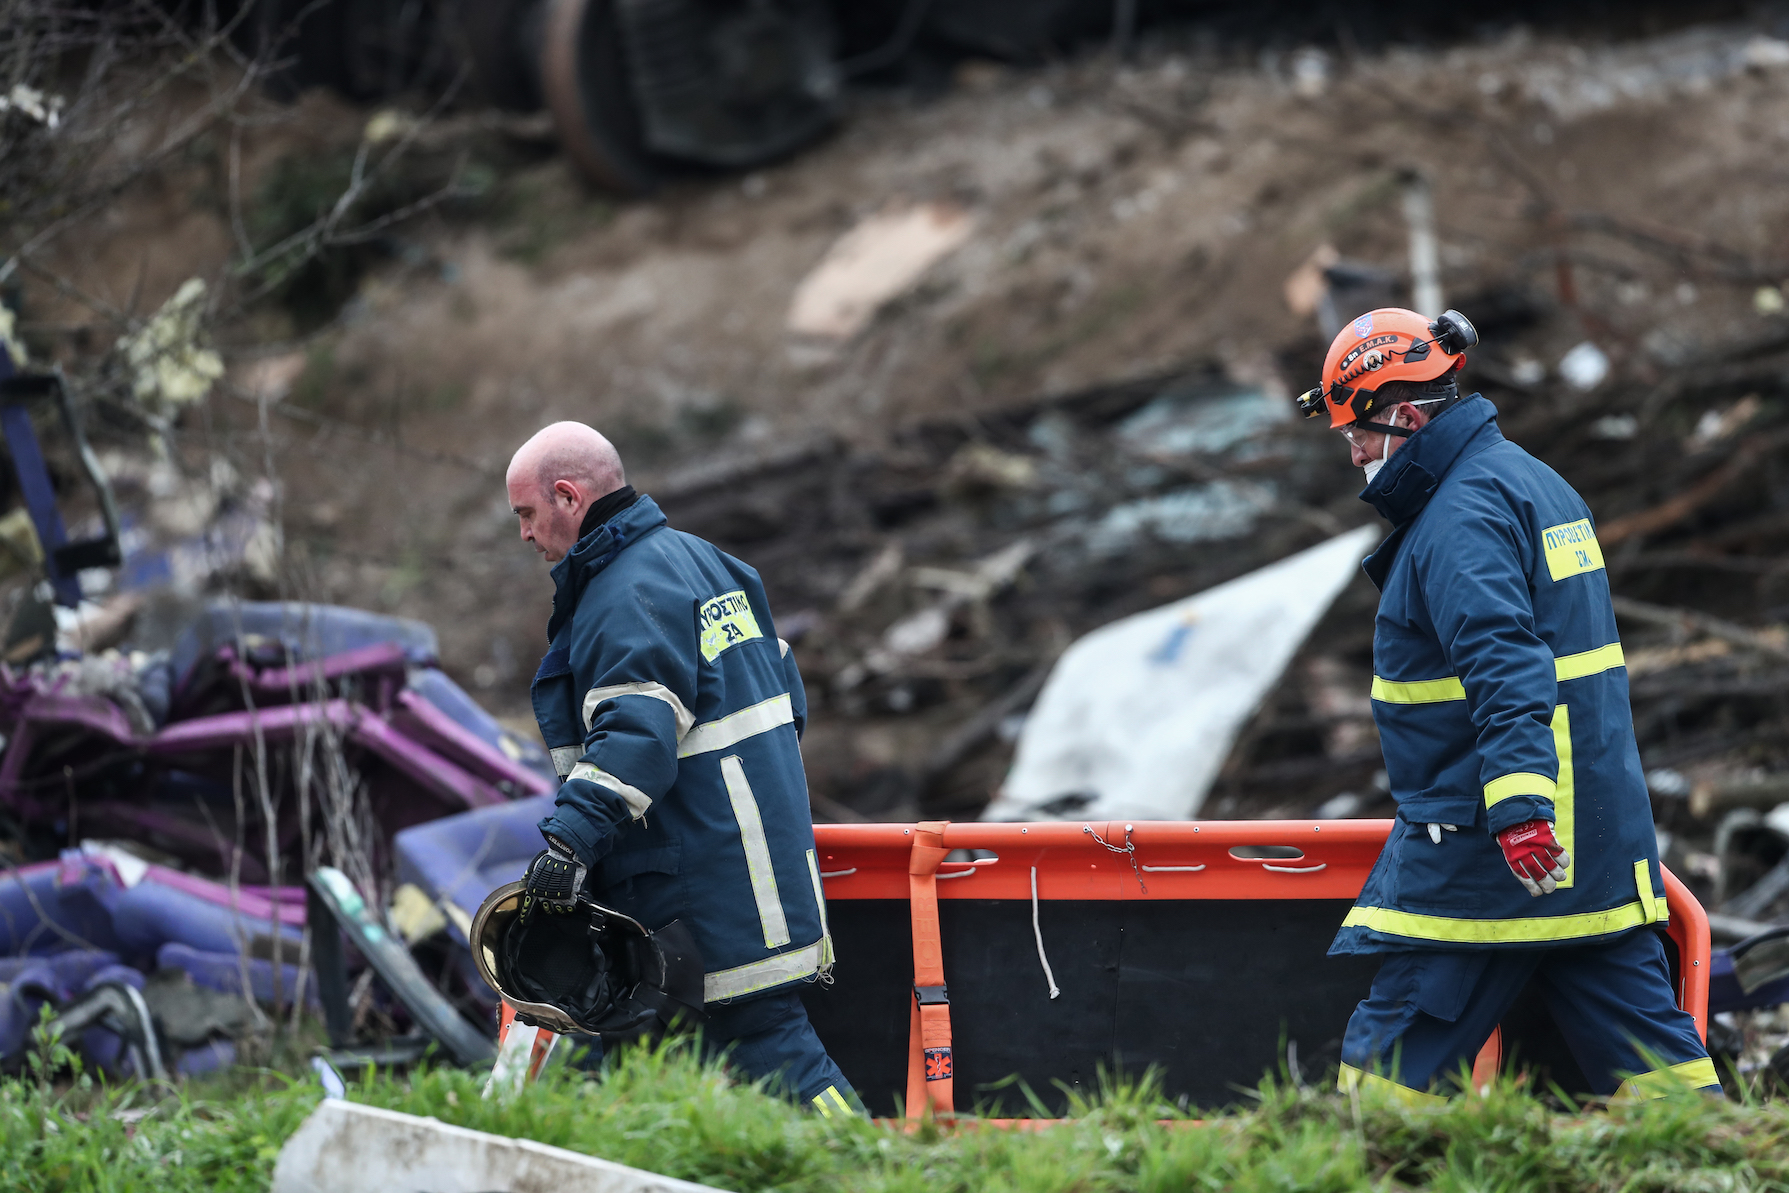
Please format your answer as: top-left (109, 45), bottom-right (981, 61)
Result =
top-left (1083, 823), bottom-right (1147, 894)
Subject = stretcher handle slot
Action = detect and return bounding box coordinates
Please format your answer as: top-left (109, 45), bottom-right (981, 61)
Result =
top-left (1139, 864), bottom-right (1206, 872)
top-left (935, 849), bottom-right (998, 879)
top-left (1261, 863), bottom-right (1328, 873)
top-left (1228, 845), bottom-right (1305, 860)
top-left (819, 868), bottom-right (857, 879)
top-left (942, 849), bottom-right (997, 864)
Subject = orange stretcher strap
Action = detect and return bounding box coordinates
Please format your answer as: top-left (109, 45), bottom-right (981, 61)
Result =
top-left (906, 820), bottom-right (953, 1116)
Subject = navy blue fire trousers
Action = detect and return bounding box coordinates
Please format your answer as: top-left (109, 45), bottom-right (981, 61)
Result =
top-left (560, 991), bottom-right (861, 1116)
top-left (1339, 927), bottom-right (1717, 1102)
top-left (699, 990), bottom-right (864, 1117)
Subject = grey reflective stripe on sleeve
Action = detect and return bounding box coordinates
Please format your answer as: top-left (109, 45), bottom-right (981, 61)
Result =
top-left (582, 682), bottom-right (696, 737)
top-left (566, 762), bottom-right (653, 819)
top-left (679, 693), bottom-right (794, 758)
top-left (806, 849), bottom-right (835, 968)
top-left (549, 746), bottom-right (581, 779)
top-left (720, 755), bottom-right (791, 948)
top-left (703, 936), bottom-right (831, 1003)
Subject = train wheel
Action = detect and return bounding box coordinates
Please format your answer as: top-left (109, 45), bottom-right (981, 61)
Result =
top-left (539, 0), bottom-right (660, 195)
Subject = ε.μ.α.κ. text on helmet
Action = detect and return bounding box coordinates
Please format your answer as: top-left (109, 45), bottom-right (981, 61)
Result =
top-left (1295, 307), bottom-right (1479, 429)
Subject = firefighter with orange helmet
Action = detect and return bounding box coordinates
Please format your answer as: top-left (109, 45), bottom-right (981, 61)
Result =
top-left (1301, 308), bottom-right (1719, 1102)
top-left (1295, 307), bottom-right (1476, 480)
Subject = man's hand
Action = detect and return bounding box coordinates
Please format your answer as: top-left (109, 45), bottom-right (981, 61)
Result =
top-left (521, 836), bottom-right (587, 918)
top-left (1497, 819), bottom-right (1570, 897)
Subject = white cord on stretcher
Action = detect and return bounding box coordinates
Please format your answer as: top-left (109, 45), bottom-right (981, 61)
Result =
top-left (1031, 866), bottom-right (1060, 1000)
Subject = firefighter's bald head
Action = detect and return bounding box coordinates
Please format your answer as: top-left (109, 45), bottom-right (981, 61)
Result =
top-left (506, 422), bottom-right (627, 563)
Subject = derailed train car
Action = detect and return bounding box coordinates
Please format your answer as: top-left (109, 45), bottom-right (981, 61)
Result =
top-left (230, 0), bottom-right (1720, 195)
top-left (234, 0), bottom-right (1160, 193)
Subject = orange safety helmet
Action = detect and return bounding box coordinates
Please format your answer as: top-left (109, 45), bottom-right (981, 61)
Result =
top-left (1296, 307), bottom-right (1479, 430)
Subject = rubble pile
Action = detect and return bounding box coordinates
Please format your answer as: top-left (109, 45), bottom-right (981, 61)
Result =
top-left (654, 289), bottom-right (1789, 838)
top-left (0, 601), bottom-right (552, 1076)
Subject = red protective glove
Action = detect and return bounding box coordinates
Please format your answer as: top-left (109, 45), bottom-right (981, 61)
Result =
top-left (1497, 818), bottom-right (1570, 897)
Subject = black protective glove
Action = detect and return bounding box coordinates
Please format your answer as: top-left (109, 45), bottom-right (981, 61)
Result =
top-left (520, 835), bottom-right (587, 920)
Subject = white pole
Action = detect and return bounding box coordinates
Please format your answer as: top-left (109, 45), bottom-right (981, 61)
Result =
top-left (1403, 173), bottom-right (1443, 318)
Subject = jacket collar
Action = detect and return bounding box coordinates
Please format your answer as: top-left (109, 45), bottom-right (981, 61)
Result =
top-left (546, 494), bottom-right (667, 642)
top-left (1358, 395), bottom-right (1502, 590)
top-left (1361, 394), bottom-right (1502, 528)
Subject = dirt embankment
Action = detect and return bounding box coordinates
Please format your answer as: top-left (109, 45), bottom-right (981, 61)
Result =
top-left (26, 19), bottom-right (1789, 823)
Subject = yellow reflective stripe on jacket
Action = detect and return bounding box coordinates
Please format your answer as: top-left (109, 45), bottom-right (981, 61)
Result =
top-left (678, 693), bottom-right (795, 758)
top-left (1552, 705), bottom-right (1575, 888)
top-left (582, 681), bottom-right (696, 737)
top-left (549, 745), bottom-right (581, 778)
top-left (805, 849), bottom-right (834, 967)
top-left (1371, 675), bottom-right (1466, 704)
top-left (1484, 772), bottom-right (1557, 808)
top-left (1634, 859), bottom-right (1669, 924)
top-left (1554, 642), bottom-right (1625, 683)
top-left (566, 763), bottom-right (653, 819)
top-left (1372, 642), bottom-right (1626, 706)
top-left (1611, 1057), bottom-right (1720, 1101)
top-left (1342, 896), bottom-right (1665, 945)
top-left (1337, 1063), bottom-right (1448, 1106)
top-left (720, 755), bottom-right (791, 949)
top-left (704, 935), bottom-right (831, 1002)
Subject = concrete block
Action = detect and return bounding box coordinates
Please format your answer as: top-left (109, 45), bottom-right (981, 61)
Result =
top-left (272, 1098), bottom-right (721, 1193)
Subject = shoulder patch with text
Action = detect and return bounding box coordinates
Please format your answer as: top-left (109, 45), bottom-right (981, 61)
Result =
top-left (1542, 519), bottom-right (1605, 581)
top-left (698, 589), bottom-right (764, 663)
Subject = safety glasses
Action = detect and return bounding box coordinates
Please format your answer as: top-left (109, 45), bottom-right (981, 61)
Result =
top-left (1335, 398), bottom-right (1448, 445)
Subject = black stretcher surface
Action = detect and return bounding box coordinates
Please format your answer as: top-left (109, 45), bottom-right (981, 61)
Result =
top-left (799, 899), bottom-right (1667, 1114)
top-left (800, 898), bottom-right (1379, 1115)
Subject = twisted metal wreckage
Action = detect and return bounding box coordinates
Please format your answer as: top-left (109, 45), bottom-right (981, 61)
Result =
top-left (0, 599), bottom-right (556, 1076)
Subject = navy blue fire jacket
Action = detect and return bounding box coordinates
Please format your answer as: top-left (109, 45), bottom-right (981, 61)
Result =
top-left (1330, 395), bottom-right (1665, 955)
top-left (530, 496), bottom-right (833, 1003)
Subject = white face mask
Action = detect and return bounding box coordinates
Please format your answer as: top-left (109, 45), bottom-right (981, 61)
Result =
top-left (1361, 437), bottom-right (1390, 484)
top-left (1360, 416), bottom-right (1396, 484)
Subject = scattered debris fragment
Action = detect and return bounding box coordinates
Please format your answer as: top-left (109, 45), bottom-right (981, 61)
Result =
top-left (987, 526), bottom-right (1375, 821)
top-left (1557, 341), bottom-right (1610, 391)
top-left (787, 203), bottom-right (975, 340)
top-left (272, 1099), bottom-right (721, 1193)
top-left (118, 279), bottom-right (225, 410)
top-left (308, 866), bottom-right (494, 1067)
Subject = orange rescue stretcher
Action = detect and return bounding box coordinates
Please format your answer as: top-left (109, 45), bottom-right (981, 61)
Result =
top-left (494, 819), bottom-right (1709, 1116)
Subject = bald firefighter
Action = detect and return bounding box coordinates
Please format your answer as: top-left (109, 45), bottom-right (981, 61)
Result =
top-left (1299, 308), bottom-right (1717, 1101)
top-left (504, 421), bottom-right (861, 1117)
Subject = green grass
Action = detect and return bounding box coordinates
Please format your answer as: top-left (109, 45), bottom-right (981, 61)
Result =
top-left (6, 1041), bottom-right (1789, 1192)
